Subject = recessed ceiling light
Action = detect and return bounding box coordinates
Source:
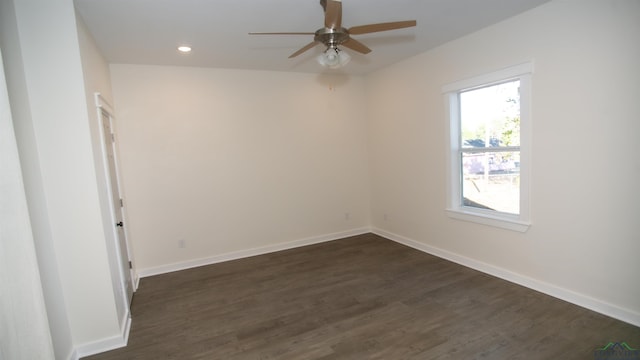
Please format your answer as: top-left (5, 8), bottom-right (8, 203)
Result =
top-left (177, 45), bottom-right (192, 53)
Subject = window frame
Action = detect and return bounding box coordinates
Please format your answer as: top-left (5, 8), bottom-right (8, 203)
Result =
top-left (443, 62), bottom-right (533, 232)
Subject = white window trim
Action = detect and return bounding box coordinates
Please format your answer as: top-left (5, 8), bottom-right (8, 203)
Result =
top-left (443, 62), bottom-right (533, 232)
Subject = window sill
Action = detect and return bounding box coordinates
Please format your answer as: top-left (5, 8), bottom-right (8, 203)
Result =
top-left (446, 208), bottom-right (530, 232)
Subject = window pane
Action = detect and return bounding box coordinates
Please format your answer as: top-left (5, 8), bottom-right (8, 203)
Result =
top-left (460, 80), bottom-right (520, 148)
top-left (462, 151), bottom-right (520, 214)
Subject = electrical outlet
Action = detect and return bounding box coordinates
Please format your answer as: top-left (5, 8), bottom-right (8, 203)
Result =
top-left (178, 239), bottom-right (186, 248)
top-left (383, 213), bottom-right (389, 221)
top-left (344, 212), bottom-right (350, 221)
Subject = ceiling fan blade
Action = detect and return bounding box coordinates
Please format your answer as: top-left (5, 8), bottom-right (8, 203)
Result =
top-left (341, 38), bottom-right (371, 54)
top-left (249, 32), bottom-right (315, 35)
top-left (324, 0), bottom-right (342, 29)
top-left (289, 41), bottom-right (320, 58)
top-left (348, 20), bottom-right (416, 35)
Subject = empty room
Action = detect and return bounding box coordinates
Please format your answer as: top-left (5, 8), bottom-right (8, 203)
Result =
top-left (1, 0), bottom-right (639, 359)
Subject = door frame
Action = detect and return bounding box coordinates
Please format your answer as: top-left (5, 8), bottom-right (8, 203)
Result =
top-left (94, 92), bottom-right (136, 302)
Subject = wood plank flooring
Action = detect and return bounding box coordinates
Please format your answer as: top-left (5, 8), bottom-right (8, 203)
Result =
top-left (84, 233), bottom-right (640, 359)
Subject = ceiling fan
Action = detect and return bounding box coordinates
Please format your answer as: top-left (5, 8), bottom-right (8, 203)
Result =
top-left (249, 0), bottom-right (417, 69)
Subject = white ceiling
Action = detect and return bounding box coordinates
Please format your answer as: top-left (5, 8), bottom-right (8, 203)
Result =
top-left (74, 0), bottom-right (551, 76)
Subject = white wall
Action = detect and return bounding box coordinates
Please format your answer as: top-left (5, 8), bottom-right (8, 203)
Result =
top-left (0, 46), bottom-right (55, 360)
top-left (2, 0), bottom-right (124, 356)
top-left (0, 0), bottom-right (73, 358)
top-left (367, 0), bottom-right (640, 325)
top-left (110, 65), bottom-right (371, 272)
top-left (76, 13), bottom-right (131, 338)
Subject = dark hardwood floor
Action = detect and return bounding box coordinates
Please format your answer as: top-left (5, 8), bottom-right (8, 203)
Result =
top-left (84, 233), bottom-right (640, 359)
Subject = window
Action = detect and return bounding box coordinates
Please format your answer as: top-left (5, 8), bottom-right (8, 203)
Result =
top-left (443, 63), bottom-right (532, 232)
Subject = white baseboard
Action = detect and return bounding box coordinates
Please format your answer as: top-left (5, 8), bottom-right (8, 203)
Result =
top-left (77, 229), bottom-right (368, 358)
top-left (78, 227), bottom-right (637, 360)
top-left (67, 349), bottom-right (78, 360)
top-left (73, 311), bottom-right (131, 359)
top-left (134, 273), bottom-right (140, 291)
top-left (138, 227), bottom-right (371, 278)
top-left (372, 227), bottom-right (640, 328)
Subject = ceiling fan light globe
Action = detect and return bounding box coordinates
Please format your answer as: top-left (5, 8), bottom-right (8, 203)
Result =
top-left (326, 52), bottom-right (339, 63)
top-left (317, 48), bottom-right (350, 69)
top-left (337, 50), bottom-right (350, 67)
top-left (317, 49), bottom-right (339, 67)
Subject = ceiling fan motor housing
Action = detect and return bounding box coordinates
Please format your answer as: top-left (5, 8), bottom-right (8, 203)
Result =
top-left (314, 27), bottom-right (350, 48)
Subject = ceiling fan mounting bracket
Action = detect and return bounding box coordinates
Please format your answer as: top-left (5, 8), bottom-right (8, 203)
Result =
top-left (314, 27), bottom-right (350, 48)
